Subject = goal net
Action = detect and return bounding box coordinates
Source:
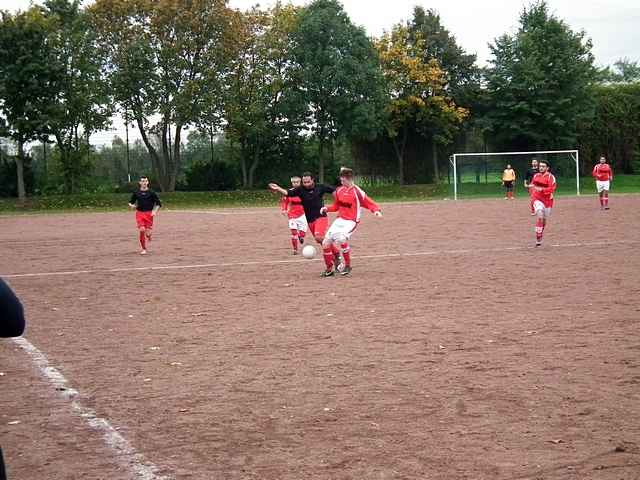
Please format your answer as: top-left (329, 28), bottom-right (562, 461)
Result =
top-left (447, 150), bottom-right (579, 200)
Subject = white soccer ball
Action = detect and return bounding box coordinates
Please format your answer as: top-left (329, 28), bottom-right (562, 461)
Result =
top-left (302, 245), bottom-right (316, 259)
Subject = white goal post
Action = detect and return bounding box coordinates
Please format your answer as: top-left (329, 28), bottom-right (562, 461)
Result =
top-left (449, 149), bottom-right (580, 200)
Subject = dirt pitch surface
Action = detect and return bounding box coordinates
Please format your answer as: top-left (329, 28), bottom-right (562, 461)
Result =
top-left (1, 195), bottom-right (640, 480)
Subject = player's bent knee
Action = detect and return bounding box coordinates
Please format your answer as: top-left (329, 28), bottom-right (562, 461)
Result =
top-left (335, 234), bottom-right (348, 244)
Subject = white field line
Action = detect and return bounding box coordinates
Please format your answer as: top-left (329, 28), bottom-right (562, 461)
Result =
top-left (3, 239), bottom-right (636, 279)
top-left (12, 337), bottom-right (170, 480)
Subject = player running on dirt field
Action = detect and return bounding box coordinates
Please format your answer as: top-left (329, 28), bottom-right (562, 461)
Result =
top-left (530, 160), bottom-right (557, 247)
top-left (280, 176), bottom-right (308, 255)
top-left (592, 155), bottom-right (613, 210)
top-left (128, 176), bottom-right (161, 255)
top-left (319, 168), bottom-right (382, 277)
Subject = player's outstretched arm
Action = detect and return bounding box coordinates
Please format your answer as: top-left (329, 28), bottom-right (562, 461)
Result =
top-left (268, 183), bottom-right (287, 196)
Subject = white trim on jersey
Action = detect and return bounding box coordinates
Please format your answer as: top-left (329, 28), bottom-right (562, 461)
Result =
top-left (353, 185), bottom-right (363, 222)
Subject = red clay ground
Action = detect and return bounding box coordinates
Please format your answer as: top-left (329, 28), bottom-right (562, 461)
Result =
top-left (1, 194), bottom-right (639, 480)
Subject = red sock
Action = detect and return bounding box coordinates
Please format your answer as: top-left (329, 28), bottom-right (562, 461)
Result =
top-left (340, 243), bottom-right (351, 267)
top-left (322, 247), bottom-right (334, 269)
top-left (299, 231), bottom-right (306, 241)
top-left (139, 231), bottom-right (146, 250)
top-left (604, 194), bottom-right (609, 207)
top-left (535, 218), bottom-right (544, 242)
top-left (600, 196), bottom-right (604, 206)
top-left (290, 229), bottom-right (299, 251)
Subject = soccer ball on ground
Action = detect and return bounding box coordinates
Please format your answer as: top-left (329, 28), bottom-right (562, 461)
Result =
top-left (302, 245), bottom-right (316, 259)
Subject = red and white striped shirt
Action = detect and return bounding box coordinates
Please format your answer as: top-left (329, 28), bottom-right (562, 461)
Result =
top-left (325, 185), bottom-right (380, 222)
top-left (592, 163), bottom-right (613, 181)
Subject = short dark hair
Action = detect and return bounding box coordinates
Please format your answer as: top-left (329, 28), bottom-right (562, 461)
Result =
top-left (301, 172), bottom-right (314, 179)
top-left (140, 175), bottom-right (149, 180)
top-left (339, 167), bottom-right (354, 178)
top-left (539, 160), bottom-right (549, 167)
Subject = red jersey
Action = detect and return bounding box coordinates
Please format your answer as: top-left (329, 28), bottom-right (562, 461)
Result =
top-left (325, 185), bottom-right (380, 222)
top-left (592, 163), bottom-right (613, 181)
top-left (280, 195), bottom-right (305, 219)
top-left (531, 171), bottom-right (556, 207)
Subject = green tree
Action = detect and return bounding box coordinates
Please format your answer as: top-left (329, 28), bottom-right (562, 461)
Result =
top-left (43, 0), bottom-right (112, 193)
top-left (408, 7), bottom-right (479, 106)
top-left (578, 83), bottom-right (640, 173)
top-left (291, 0), bottom-right (386, 182)
top-left (0, 7), bottom-right (57, 199)
top-left (408, 7), bottom-right (482, 178)
top-left (90, 0), bottom-right (237, 192)
top-left (376, 25), bottom-right (468, 184)
top-left (225, 4), bottom-right (303, 188)
top-left (598, 58), bottom-right (640, 84)
top-left (484, 1), bottom-right (595, 150)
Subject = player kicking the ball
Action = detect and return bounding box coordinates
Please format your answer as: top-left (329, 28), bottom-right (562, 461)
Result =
top-left (280, 176), bottom-right (307, 255)
top-left (128, 176), bottom-right (161, 255)
top-left (319, 167), bottom-right (382, 276)
top-left (530, 160), bottom-right (556, 247)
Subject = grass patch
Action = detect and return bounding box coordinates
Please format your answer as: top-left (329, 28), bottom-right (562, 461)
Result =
top-left (1, 176), bottom-right (638, 213)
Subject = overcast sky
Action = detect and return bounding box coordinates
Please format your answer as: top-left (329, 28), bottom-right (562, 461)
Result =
top-left (5, 0), bottom-right (638, 67)
top-left (4, 0), bottom-right (639, 145)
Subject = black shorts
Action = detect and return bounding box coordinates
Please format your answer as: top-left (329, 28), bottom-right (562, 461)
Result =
top-left (503, 181), bottom-right (514, 191)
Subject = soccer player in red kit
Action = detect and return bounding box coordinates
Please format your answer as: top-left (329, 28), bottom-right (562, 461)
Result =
top-left (530, 160), bottom-right (556, 247)
top-left (128, 176), bottom-right (161, 255)
top-left (319, 168), bottom-right (382, 276)
top-left (280, 176), bottom-right (307, 254)
top-left (592, 155), bottom-right (613, 210)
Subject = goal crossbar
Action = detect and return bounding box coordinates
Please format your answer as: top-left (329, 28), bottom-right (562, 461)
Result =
top-left (449, 149), bottom-right (579, 200)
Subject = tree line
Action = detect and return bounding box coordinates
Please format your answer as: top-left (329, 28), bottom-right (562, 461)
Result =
top-left (0, 0), bottom-right (638, 198)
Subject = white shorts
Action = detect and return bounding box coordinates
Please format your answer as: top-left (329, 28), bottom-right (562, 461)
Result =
top-left (288, 214), bottom-right (308, 232)
top-left (325, 218), bottom-right (357, 243)
top-left (533, 200), bottom-right (552, 218)
top-left (596, 180), bottom-right (610, 193)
